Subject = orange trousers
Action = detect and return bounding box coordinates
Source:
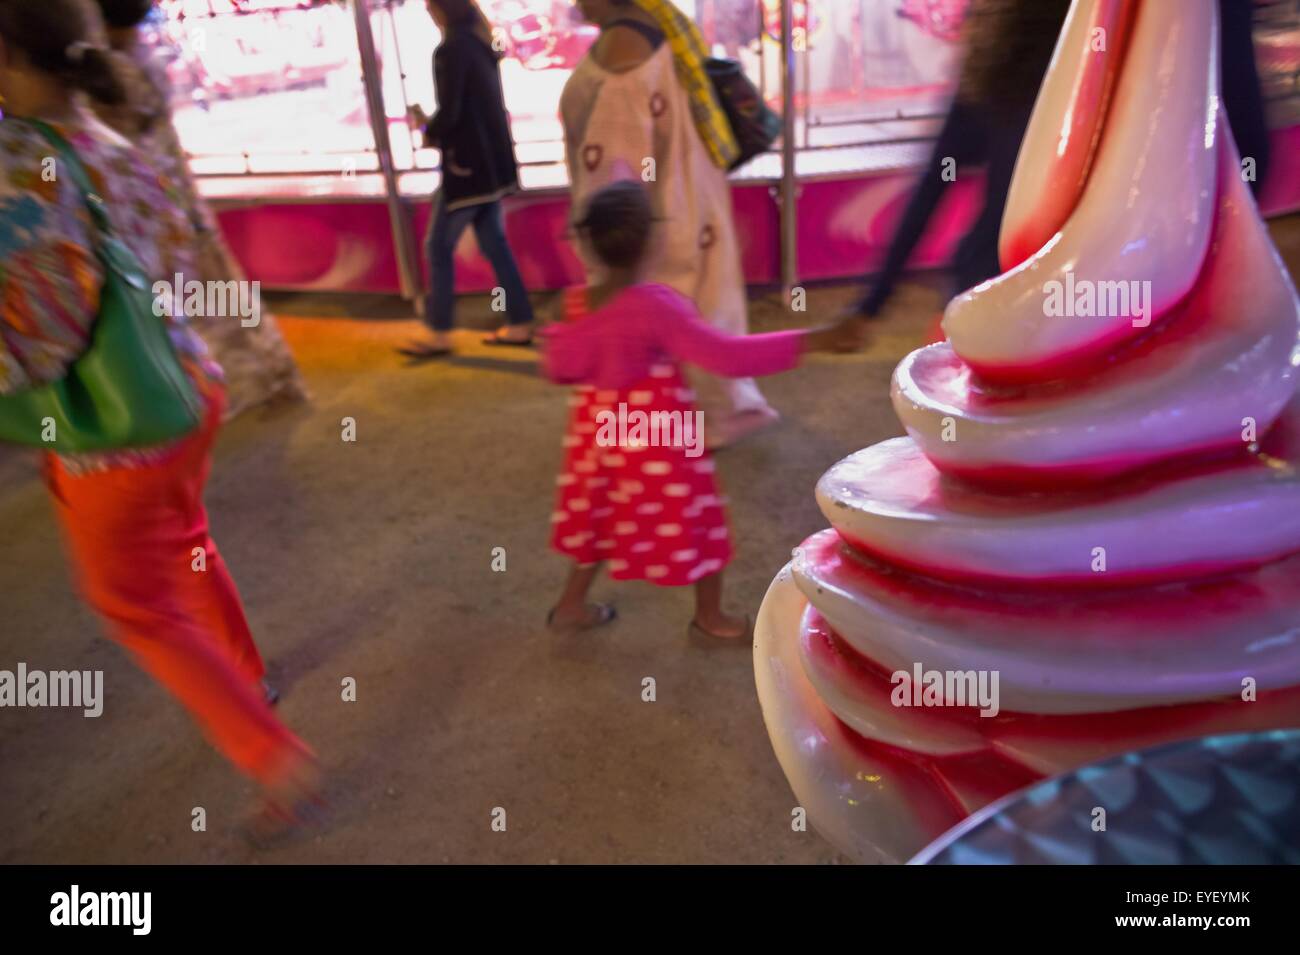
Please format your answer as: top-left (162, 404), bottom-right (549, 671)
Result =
top-left (44, 391), bottom-right (310, 787)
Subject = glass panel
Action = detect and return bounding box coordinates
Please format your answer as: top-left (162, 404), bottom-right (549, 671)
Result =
top-left (376, 0), bottom-right (597, 173)
top-left (155, 0), bottom-right (964, 178)
top-left (153, 0), bottom-right (1297, 182)
top-left (150, 0), bottom-right (376, 176)
top-left (794, 0), bottom-right (965, 149)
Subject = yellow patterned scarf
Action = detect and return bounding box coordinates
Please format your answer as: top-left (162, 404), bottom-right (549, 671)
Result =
top-left (631, 0), bottom-right (739, 170)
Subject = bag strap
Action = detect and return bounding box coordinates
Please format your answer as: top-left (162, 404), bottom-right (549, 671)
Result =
top-left (25, 119), bottom-right (116, 241)
top-left (605, 18), bottom-right (665, 49)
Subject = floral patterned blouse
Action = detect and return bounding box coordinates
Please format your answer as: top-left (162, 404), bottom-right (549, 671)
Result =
top-left (94, 41), bottom-right (306, 420)
top-left (0, 107), bottom-right (220, 471)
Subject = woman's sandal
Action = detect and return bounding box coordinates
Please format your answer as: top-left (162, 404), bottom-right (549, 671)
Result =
top-left (688, 615), bottom-right (752, 642)
top-left (397, 341), bottom-right (453, 359)
top-left (482, 330), bottom-right (535, 347)
top-left (546, 603), bottom-right (617, 634)
top-left (240, 793), bottom-right (328, 849)
top-left (239, 755), bottom-right (326, 849)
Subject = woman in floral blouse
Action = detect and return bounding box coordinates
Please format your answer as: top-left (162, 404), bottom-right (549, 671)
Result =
top-left (94, 0), bottom-right (308, 418)
top-left (0, 0), bottom-right (316, 824)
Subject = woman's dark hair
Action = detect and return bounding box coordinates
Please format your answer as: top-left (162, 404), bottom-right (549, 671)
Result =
top-left (0, 0), bottom-right (127, 106)
top-left (575, 180), bottom-right (654, 270)
top-left (96, 0), bottom-right (154, 30)
top-left (430, 0), bottom-right (496, 49)
top-left (431, 0), bottom-right (477, 23)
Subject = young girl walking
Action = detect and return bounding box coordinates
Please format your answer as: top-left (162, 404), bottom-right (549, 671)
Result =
top-left (542, 181), bottom-right (862, 639)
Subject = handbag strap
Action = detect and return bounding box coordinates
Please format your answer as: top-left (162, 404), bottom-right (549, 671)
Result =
top-left (25, 118), bottom-right (116, 244)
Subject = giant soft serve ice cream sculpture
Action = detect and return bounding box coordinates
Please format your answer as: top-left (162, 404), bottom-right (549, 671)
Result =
top-left (754, 0), bottom-right (1300, 863)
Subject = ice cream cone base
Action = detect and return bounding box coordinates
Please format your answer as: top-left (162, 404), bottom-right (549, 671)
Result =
top-left (755, 566), bottom-right (1300, 862)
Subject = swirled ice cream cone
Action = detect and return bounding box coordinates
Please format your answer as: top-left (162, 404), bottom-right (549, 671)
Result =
top-left (754, 0), bottom-right (1300, 863)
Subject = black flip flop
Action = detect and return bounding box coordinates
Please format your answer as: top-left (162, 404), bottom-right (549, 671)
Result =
top-left (397, 342), bottom-right (453, 359)
top-left (481, 332), bottom-right (535, 347)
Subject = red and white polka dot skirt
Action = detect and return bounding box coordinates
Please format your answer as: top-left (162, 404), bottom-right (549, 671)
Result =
top-left (549, 297), bottom-right (733, 587)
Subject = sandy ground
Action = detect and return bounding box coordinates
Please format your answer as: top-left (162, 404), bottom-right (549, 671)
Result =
top-left (1, 218), bottom-right (1296, 863)
top-left (0, 275), bottom-right (943, 864)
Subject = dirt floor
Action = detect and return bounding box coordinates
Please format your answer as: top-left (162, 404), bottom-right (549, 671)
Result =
top-left (1, 218), bottom-right (1296, 863)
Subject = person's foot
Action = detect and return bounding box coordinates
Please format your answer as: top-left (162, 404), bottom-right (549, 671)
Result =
top-left (546, 602), bottom-right (617, 633)
top-left (482, 325), bottom-right (534, 346)
top-left (241, 754), bottom-right (325, 847)
top-left (398, 331), bottom-right (453, 358)
top-left (690, 611), bottom-right (750, 640)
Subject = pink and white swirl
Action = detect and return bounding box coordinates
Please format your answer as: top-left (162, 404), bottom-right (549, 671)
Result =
top-left (754, 0), bottom-right (1300, 863)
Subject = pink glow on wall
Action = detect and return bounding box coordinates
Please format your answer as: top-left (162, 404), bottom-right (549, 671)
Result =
top-left (213, 126), bottom-right (1300, 297)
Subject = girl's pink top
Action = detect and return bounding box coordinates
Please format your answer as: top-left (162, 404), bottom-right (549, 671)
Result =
top-left (541, 283), bottom-right (804, 390)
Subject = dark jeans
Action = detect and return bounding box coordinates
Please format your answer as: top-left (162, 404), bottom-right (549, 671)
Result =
top-left (1220, 0), bottom-right (1269, 197)
top-left (424, 195), bottom-right (534, 332)
top-left (857, 98), bottom-right (1032, 316)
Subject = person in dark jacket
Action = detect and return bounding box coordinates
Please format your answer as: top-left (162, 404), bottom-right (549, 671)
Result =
top-left (851, 0), bottom-right (1272, 321)
top-left (850, 0), bottom-right (1072, 320)
top-left (403, 0), bottom-right (535, 357)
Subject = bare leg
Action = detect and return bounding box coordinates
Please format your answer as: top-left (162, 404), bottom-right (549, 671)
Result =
top-left (692, 571), bottom-right (749, 638)
top-left (549, 562), bottom-right (615, 630)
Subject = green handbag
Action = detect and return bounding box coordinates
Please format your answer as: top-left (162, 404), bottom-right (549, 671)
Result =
top-left (0, 119), bottom-right (202, 453)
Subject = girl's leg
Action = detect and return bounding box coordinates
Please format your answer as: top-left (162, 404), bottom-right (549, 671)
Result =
top-left (549, 562), bottom-right (615, 630)
top-left (692, 571), bottom-right (748, 639)
top-left (471, 201), bottom-right (535, 340)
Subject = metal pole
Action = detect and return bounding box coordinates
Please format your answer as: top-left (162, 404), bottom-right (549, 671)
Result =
top-left (779, 0), bottom-right (798, 297)
top-left (352, 0), bottom-right (421, 301)
top-left (801, 21), bottom-right (810, 148)
top-left (383, 0), bottom-right (415, 132)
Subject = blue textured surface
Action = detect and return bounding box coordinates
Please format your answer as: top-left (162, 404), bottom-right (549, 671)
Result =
top-left (911, 730), bottom-right (1300, 865)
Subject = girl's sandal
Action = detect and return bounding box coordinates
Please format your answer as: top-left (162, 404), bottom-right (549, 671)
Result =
top-left (688, 616), bottom-right (752, 642)
top-left (546, 603), bottom-right (618, 634)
